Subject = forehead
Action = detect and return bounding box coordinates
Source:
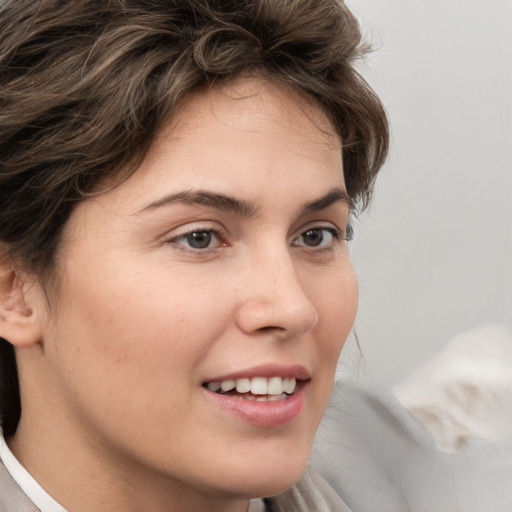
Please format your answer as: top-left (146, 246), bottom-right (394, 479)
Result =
top-left (131, 77), bottom-right (343, 190)
top-left (86, 78), bottom-right (344, 210)
top-left (67, 78), bottom-right (345, 227)
top-left (159, 77), bottom-right (341, 154)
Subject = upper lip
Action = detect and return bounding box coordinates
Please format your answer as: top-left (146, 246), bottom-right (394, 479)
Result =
top-left (203, 364), bottom-right (311, 383)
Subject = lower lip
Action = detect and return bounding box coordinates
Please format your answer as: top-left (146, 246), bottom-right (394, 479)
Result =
top-left (203, 381), bottom-right (307, 428)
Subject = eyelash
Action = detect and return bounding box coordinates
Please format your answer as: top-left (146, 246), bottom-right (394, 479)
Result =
top-left (167, 223), bottom-right (352, 253)
top-left (168, 228), bottom-right (224, 251)
top-left (292, 227), bottom-right (343, 249)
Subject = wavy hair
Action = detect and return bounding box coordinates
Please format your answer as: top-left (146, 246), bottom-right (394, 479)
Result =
top-left (0, 0), bottom-right (388, 435)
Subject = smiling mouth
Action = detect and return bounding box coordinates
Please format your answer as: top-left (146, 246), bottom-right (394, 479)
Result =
top-left (203, 376), bottom-right (300, 402)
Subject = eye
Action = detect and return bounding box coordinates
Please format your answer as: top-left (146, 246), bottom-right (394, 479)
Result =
top-left (292, 227), bottom-right (340, 248)
top-left (169, 229), bottom-right (221, 250)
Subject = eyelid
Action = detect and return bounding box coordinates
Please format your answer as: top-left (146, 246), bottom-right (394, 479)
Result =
top-left (164, 222), bottom-right (228, 251)
top-left (292, 220), bottom-right (351, 242)
top-left (291, 226), bottom-right (347, 252)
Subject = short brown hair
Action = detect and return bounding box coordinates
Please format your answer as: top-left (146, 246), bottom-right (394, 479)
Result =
top-left (0, 0), bottom-right (388, 435)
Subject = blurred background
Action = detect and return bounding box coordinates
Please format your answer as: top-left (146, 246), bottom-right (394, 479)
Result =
top-left (343, 0), bottom-right (512, 386)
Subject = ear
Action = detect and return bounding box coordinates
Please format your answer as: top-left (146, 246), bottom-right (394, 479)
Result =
top-left (0, 252), bottom-right (43, 347)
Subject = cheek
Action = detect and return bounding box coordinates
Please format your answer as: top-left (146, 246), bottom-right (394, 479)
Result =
top-left (314, 264), bottom-right (358, 353)
top-left (50, 266), bottom-right (232, 380)
top-left (311, 267), bottom-right (357, 414)
top-left (43, 270), bottom-right (235, 444)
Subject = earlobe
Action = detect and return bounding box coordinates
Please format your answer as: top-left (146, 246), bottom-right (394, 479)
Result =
top-left (0, 253), bottom-right (43, 347)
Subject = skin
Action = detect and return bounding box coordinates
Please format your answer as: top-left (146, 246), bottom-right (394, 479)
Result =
top-left (7, 79), bottom-right (358, 512)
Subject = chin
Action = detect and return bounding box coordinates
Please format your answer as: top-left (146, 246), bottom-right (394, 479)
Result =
top-left (209, 443), bottom-right (311, 499)
top-left (247, 470), bottom-right (306, 499)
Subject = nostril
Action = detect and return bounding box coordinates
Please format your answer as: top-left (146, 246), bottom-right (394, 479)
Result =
top-left (257, 325), bottom-right (286, 332)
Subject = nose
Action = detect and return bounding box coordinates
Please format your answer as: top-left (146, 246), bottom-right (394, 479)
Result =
top-left (234, 249), bottom-right (319, 339)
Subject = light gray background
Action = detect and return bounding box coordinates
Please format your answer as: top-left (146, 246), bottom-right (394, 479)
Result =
top-left (345, 0), bottom-right (512, 385)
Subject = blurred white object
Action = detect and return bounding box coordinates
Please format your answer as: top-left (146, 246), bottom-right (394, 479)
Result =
top-left (393, 324), bottom-right (512, 456)
top-left (312, 375), bottom-right (512, 511)
top-left (312, 380), bottom-right (458, 511)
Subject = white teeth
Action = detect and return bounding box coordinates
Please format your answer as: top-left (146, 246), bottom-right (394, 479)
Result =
top-left (207, 376), bottom-right (298, 396)
top-left (250, 377), bottom-right (268, 395)
top-left (235, 378), bottom-right (251, 393)
top-left (267, 376), bottom-right (284, 395)
top-left (207, 381), bottom-right (221, 392)
top-left (268, 394), bottom-right (286, 401)
top-left (220, 380), bottom-right (236, 392)
top-left (283, 378), bottom-right (297, 394)
top-left (244, 394), bottom-right (287, 402)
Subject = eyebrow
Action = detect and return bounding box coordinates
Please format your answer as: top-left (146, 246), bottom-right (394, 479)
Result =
top-left (137, 190), bottom-right (258, 217)
top-left (136, 187), bottom-right (353, 217)
top-left (300, 188), bottom-right (354, 215)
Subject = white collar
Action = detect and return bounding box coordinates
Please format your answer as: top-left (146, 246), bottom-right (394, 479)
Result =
top-left (0, 434), bottom-right (67, 512)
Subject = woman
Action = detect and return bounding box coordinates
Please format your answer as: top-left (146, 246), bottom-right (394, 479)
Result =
top-left (0, 1), bottom-right (388, 510)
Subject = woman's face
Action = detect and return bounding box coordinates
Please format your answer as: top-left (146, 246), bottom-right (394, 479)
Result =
top-left (26, 80), bottom-right (358, 505)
